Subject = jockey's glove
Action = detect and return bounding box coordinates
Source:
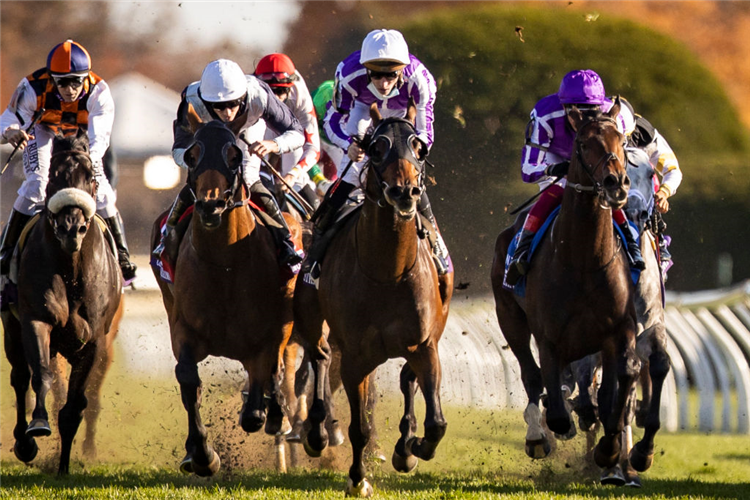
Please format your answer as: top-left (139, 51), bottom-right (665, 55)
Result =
top-left (545, 161), bottom-right (570, 178)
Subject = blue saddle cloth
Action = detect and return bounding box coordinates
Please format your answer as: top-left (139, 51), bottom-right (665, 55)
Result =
top-left (503, 206), bottom-right (640, 297)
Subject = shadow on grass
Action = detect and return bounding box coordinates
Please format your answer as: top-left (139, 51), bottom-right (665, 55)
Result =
top-left (3, 464), bottom-right (750, 498)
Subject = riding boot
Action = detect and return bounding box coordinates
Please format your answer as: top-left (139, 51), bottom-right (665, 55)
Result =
top-left (0, 209), bottom-right (33, 276)
top-left (250, 181), bottom-right (303, 267)
top-left (618, 221), bottom-right (646, 270)
top-left (505, 228), bottom-right (536, 286)
top-left (153, 185), bottom-right (193, 260)
top-left (302, 180), bottom-right (357, 278)
top-left (417, 192), bottom-right (450, 275)
top-left (104, 212), bottom-right (137, 285)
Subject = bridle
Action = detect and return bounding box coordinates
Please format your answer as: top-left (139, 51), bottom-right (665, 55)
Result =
top-left (567, 116), bottom-right (626, 196)
top-left (362, 117), bottom-right (427, 205)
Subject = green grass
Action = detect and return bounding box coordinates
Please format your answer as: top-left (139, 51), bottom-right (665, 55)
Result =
top-left (2, 365), bottom-right (750, 498)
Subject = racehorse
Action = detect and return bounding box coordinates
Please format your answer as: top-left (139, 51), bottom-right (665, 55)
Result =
top-left (294, 103), bottom-right (454, 496)
top-left (150, 119), bottom-right (300, 476)
top-left (1, 133), bottom-right (123, 474)
top-left (569, 147), bottom-right (671, 486)
top-left (490, 101), bottom-right (640, 472)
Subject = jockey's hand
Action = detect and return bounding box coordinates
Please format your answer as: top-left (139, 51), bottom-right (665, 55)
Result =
top-left (3, 129), bottom-right (33, 150)
top-left (347, 142), bottom-right (365, 162)
top-left (248, 140), bottom-right (280, 158)
top-left (654, 189), bottom-right (670, 213)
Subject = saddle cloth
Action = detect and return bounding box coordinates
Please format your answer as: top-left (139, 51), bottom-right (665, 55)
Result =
top-left (503, 207), bottom-right (640, 297)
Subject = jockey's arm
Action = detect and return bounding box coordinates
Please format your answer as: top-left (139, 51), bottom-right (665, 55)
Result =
top-left (286, 79), bottom-right (321, 184)
top-left (86, 80), bottom-right (115, 168)
top-left (259, 84), bottom-right (304, 155)
top-left (171, 92), bottom-right (193, 169)
top-left (0, 79), bottom-right (37, 148)
top-left (521, 115), bottom-right (566, 186)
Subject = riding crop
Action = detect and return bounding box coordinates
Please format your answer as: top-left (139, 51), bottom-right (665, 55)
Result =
top-left (1, 108), bottom-right (44, 176)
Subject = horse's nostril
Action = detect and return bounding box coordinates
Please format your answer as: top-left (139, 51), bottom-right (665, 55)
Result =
top-left (602, 174), bottom-right (619, 190)
top-left (623, 175), bottom-right (631, 188)
top-left (410, 186), bottom-right (423, 198)
top-left (216, 200), bottom-right (226, 209)
top-left (78, 226), bottom-right (87, 235)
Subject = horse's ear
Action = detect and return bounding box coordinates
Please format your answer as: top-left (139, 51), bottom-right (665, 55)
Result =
top-left (406, 97), bottom-right (417, 124)
top-left (607, 95), bottom-right (621, 119)
top-left (369, 102), bottom-right (382, 126)
top-left (186, 103), bottom-right (204, 133)
top-left (568, 106), bottom-right (584, 130)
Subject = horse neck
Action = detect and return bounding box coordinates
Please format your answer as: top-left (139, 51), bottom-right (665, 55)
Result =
top-left (356, 198), bottom-right (419, 282)
top-left (556, 180), bottom-right (616, 271)
top-left (191, 201), bottom-right (256, 263)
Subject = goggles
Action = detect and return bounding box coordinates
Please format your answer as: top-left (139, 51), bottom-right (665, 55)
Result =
top-left (211, 98), bottom-right (243, 111)
top-left (53, 76), bottom-right (85, 89)
top-left (368, 70), bottom-right (399, 81)
top-left (257, 71), bottom-right (294, 84)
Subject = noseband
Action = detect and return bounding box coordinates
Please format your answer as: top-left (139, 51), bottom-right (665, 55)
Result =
top-left (364, 117), bottom-right (427, 203)
top-left (568, 116), bottom-right (625, 195)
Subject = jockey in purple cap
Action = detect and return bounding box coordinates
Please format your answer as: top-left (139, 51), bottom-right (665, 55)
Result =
top-left (506, 69), bottom-right (650, 286)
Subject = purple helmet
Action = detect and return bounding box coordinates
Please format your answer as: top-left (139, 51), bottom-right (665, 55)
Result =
top-left (558, 69), bottom-right (607, 105)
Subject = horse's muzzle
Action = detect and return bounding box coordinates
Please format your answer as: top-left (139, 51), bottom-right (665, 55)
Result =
top-left (195, 199), bottom-right (226, 229)
top-left (601, 173), bottom-right (630, 210)
top-left (384, 184), bottom-right (422, 218)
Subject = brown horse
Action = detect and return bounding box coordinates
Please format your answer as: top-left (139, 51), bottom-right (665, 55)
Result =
top-left (490, 102), bottom-right (640, 471)
top-left (150, 120), bottom-right (300, 476)
top-left (1, 133), bottom-right (123, 474)
top-left (294, 104), bottom-right (453, 496)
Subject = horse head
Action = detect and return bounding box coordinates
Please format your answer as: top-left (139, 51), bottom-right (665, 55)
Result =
top-left (184, 120), bottom-right (243, 229)
top-left (45, 133), bottom-right (97, 254)
top-left (365, 101), bottom-right (427, 219)
top-left (568, 97), bottom-right (630, 209)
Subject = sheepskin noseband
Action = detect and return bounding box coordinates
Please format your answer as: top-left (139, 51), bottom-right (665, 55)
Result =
top-left (47, 188), bottom-right (96, 219)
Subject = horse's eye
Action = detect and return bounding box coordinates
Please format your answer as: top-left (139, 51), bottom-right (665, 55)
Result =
top-left (369, 136), bottom-right (391, 164)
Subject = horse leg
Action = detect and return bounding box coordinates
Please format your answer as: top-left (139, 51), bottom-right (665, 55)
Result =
top-left (240, 356), bottom-right (268, 433)
top-left (49, 353), bottom-right (68, 429)
top-left (325, 345), bottom-right (345, 447)
top-left (57, 343), bottom-right (97, 475)
top-left (600, 381), bottom-right (637, 487)
top-left (405, 345), bottom-right (448, 463)
top-left (493, 298), bottom-right (548, 458)
top-left (630, 329), bottom-right (670, 472)
top-left (4, 316), bottom-right (39, 463)
top-left (341, 360), bottom-right (376, 498)
top-left (264, 346), bottom-right (288, 436)
top-left (175, 346), bottom-right (220, 477)
top-left (538, 346), bottom-right (571, 437)
top-left (635, 360), bottom-right (651, 428)
top-left (392, 362), bottom-right (419, 473)
top-left (82, 337), bottom-right (114, 459)
top-left (572, 354), bottom-right (600, 433)
top-left (302, 334), bottom-right (332, 457)
top-left (594, 337), bottom-right (639, 469)
top-left (23, 321), bottom-right (54, 438)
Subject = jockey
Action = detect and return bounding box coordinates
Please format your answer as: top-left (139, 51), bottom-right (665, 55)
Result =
top-left (309, 80), bottom-right (340, 195)
top-left (254, 53), bottom-right (321, 210)
top-left (163, 59), bottom-right (304, 267)
top-left (0, 40), bottom-right (137, 284)
top-left (507, 69), bottom-right (649, 286)
top-left (304, 28), bottom-right (450, 278)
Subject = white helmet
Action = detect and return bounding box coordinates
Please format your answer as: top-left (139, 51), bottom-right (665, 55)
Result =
top-left (359, 29), bottom-right (410, 72)
top-left (199, 59), bottom-right (247, 102)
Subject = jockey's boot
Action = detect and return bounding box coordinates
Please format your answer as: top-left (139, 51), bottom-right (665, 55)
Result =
top-left (505, 228), bottom-right (536, 286)
top-left (618, 221), bottom-right (646, 270)
top-left (417, 192), bottom-right (450, 276)
top-left (104, 212), bottom-right (137, 285)
top-left (0, 209), bottom-right (32, 276)
top-left (302, 180), bottom-right (356, 278)
top-left (153, 185), bottom-right (193, 261)
top-left (251, 181), bottom-right (303, 267)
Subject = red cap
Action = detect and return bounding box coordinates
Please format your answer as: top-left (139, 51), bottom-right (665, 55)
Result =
top-left (254, 53), bottom-right (296, 88)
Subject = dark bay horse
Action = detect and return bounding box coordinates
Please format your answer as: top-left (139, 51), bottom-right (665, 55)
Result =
top-left (294, 104), bottom-right (454, 496)
top-left (1, 134), bottom-right (123, 474)
top-left (490, 102), bottom-right (640, 472)
top-left (571, 147), bottom-right (671, 486)
top-left (150, 120), bottom-right (301, 476)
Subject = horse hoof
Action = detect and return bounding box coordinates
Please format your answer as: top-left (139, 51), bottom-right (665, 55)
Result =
top-left (329, 425), bottom-right (345, 447)
top-left (600, 465), bottom-right (626, 486)
top-left (13, 439), bottom-right (38, 463)
top-left (241, 409), bottom-right (266, 433)
top-left (179, 454), bottom-right (194, 474)
top-left (264, 414), bottom-right (288, 436)
top-left (546, 416), bottom-right (572, 437)
top-left (302, 437), bottom-right (323, 458)
top-left (555, 422), bottom-right (577, 441)
top-left (346, 477), bottom-right (374, 498)
top-left (525, 438), bottom-right (551, 459)
top-left (26, 419), bottom-right (52, 437)
top-left (192, 450), bottom-right (221, 477)
top-left (392, 450), bottom-right (418, 473)
top-left (629, 442), bottom-right (654, 472)
top-left (367, 448), bottom-right (387, 464)
top-left (594, 438), bottom-right (620, 469)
